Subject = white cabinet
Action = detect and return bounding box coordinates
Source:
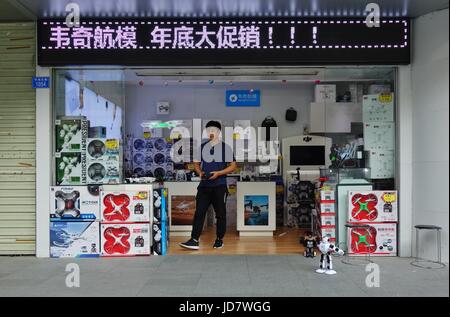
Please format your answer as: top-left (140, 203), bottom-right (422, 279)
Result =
top-left (310, 102), bottom-right (362, 133)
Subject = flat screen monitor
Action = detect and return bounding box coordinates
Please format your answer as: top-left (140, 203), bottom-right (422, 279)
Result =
top-left (289, 146), bottom-right (325, 166)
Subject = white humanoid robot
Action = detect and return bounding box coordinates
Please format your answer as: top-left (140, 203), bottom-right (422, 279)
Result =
top-left (316, 236), bottom-right (345, 275)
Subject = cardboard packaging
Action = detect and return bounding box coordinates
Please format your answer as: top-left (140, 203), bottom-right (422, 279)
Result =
top-left (50, 221), bottom-right (100, 258)
top-left (50, 185), bottom-right (101, 221)
top-left (348, 191), bottom-right (398, 223)
top-left (347, 222), bottom-right (397, 256)
top-left (101, 223), bottom-right (151, 257)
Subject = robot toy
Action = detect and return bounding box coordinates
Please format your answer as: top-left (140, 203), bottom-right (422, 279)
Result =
top-left (316, 236), bottom-right (344, 275)
top-left (303, 233), bottom-right (317, 258)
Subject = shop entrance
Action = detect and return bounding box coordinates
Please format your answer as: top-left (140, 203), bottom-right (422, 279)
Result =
top-left (52, 66), bottom-right (398, 256)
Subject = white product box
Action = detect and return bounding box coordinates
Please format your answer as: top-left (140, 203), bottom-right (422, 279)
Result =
top-left (367, 150), bottom-right (395, 179)
top-left (320, 202), bottom-right (335, 214)
top-left (348, 191), bottom-right (398, 223)
top-left (363, 94), bottom-right (395, 122)
top-left (364, 122), bottom-right (395, 151)
top-left (50, 186), bottom-right (101, 221)
top-left (315, 85), bottom-right (336, 102)
top-left (50, 221), bottom-right (100, 258)
top-left (347, 222), bottom-right (397, 256)
top-left (101, 223), bottom-right (151, 257)
top-left (320, 214), bottom-right (336, 227)
top-left (321, 227), bottom-right (336, 241)
top-left (87, 138), bottom-right (120, 161)
top-left (55, 152), bottom-right (87, 185)
top-left (100, 189), bottom-right (151, 222)
top-left (55, 117), bottom-right (89, 153)
top-left (320, 190), bottom-right (335, 202)
top-left (87, 159), bottom-right (122, 185)
top-left (368, 84), bottom-right (391, 95)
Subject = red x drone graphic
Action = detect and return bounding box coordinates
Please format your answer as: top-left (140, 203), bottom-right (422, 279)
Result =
top-left (350, 226), bottom-right (377, 254)
top-left (103, 227), bottom-right (131, 255)
top-left (103, 194), bottom-right (131, 222)
top-left (351, 193), bottom-right (379, 221)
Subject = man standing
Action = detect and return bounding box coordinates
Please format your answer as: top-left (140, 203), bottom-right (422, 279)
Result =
top-left (180, 121), bottom-right (237, 250)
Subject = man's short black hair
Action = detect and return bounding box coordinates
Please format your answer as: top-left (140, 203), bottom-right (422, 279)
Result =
top-left (205, 120), bottom-right (222, 131)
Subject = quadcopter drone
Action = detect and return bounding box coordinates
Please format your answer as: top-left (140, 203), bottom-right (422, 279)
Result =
top-left (103, 194), bottom-right (131, 221)
top-left (59, 123), bottom-right (79, 148)
top-left (103, 227), bottom-right (131, 255)
top-left (88, 163), bottom-right (107, 182)
top-left (351, 193), bottom-right (378, 221)
top-left (59, 155), bottom-right (79, 182)
top-left (88, 140), bottom-right (106, 159)
top-left (54, 190), bottom-right (81, 218)
top-left (351, 227), bottom-right (377, 253)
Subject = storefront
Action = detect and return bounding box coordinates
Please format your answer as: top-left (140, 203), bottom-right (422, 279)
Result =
top-left (34, 16), bottom-right (413, 258)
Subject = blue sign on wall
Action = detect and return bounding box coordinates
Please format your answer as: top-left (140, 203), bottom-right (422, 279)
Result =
top-left (32, 76), bottom-right (50, 89)
top-left (226, 90), bottom-right (260, 107)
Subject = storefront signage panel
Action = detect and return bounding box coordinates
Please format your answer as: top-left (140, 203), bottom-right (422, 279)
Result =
top-left (38, 18), bottom-right (410, 66)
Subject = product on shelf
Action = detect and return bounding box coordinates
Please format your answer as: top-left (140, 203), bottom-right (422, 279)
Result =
top-left (362, 93), bottom-right (394, 122)
top-left (153, 188), bottom-right (168, 223)
top-left (347, 222), bottom-right (397, 256)
top-left (100, 189), bottom-right (150, 222)
top-left (152, 221), bottom-right (168, 256)
top-left (55, 152), bottom-right (87, 185)
top-left (101, 223), bottom-right (151, 257)
top-left (320, 190), bottom-right (335, 201)
top-left (363, 122), bottom-right (395, 151)
top-left (50, 221), bottom-right (100, 258)
top-left (50, 185), bottom-right (101, 221)
top-left (348, 191), bottom-right (398, 223)
top-left (55, 117), bottom-right (88, 153)
top-left (86, 138), bottom-right (122, 184)
top-left (367, 150), bottom-right (395, 179)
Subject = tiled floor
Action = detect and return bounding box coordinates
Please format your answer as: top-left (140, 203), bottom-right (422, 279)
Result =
top-left (0, 255), bottom-right (448, 297)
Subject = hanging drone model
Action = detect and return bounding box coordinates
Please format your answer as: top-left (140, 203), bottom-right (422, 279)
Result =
top-left (316, 236), bottom-right (345, 275)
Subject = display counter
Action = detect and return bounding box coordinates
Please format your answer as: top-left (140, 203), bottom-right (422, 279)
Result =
top-left (237, 181), bottom-right (276, 236)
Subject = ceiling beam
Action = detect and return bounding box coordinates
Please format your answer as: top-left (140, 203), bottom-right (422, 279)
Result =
top-left (5, 0), bottom-right (37, 21)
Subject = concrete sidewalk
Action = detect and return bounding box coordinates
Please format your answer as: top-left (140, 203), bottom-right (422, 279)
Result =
top-left (0, 255), bottom-right (448, 297)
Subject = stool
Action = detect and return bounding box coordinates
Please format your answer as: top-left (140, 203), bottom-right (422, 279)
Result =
top-left (342, 223), bottom-right (373, 265)
top-left (411, 225), bottom-right (445, 269)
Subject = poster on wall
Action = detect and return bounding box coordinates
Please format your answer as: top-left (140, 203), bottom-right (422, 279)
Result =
top-left (171, 195), bottom-right (196, 226)
top-left (244, 195), bottom-right (269, 226)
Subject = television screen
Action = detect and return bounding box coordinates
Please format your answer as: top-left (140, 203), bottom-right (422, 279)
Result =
top-left (290, 146), bottom-right (325, 166)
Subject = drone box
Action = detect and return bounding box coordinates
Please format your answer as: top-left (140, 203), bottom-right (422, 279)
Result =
top-left (101, 223), bottom-right (151, 257)
top-left (100, 189), bottom-right (150, 223)
top-left (87, 159), bottom-right (122, 185)
top-left (320, 202), bottom-right (335, 214)
top-left (152, 187), bottom-right (168, 223)
top-left (152, 221), bottom-right (168, 256)
top-left (320, 190), bottom-right (335, 202)
top-left (348, 191), bottom-right (398, 223)
top-left (320, 227), bottom-right (336, 242)
top-left (320, 214), bottom-right (336, 228)
top-left (362, 93), bottom-right (394, 122)
top-left (50, 221), bottom-right (100, 258)
top-left (55, 117), bottom-right (89, 153)
top-left (347, 222), bottom-right (397, 256)
top-left (55, 152), bottom-right (87, 185)
top-left (50, 186), bottom-right (101, 221)
top-left (87, 138), bottom-right (121, 161)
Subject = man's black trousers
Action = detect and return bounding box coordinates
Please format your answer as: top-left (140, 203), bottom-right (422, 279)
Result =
top-left (191, 185), bottom-right (228, 240)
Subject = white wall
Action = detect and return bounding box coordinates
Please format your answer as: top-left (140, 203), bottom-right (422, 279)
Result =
top-left (411, 9), bottom-right (449, 262)
top-left (125, 83), bottom-right (314, 139)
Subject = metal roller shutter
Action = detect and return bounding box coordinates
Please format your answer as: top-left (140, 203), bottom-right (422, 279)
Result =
top-left (0, 22), bottom-right (36, 255)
